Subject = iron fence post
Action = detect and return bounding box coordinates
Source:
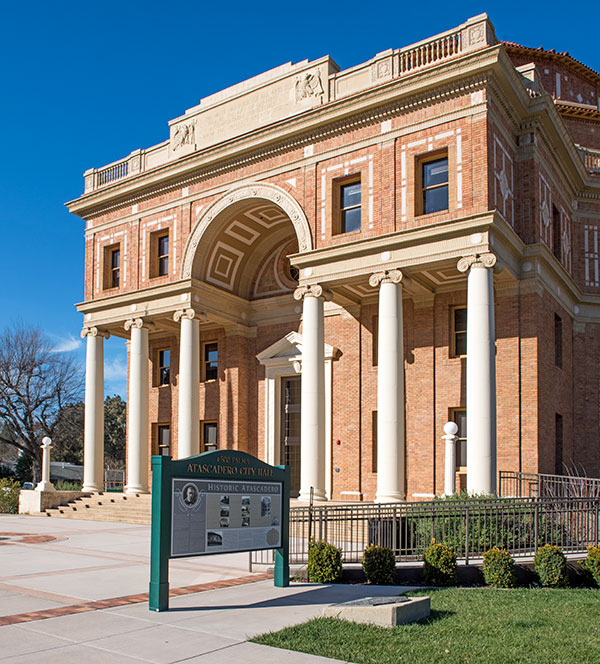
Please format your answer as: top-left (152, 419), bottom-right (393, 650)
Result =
top-left (465, 506), bottom-right (469, 565)
top-left (534, 501), bottom-right (539, 547)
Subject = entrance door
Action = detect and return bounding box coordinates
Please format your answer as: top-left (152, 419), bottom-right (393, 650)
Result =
top-left (280, 376), bottom-right (301, 496)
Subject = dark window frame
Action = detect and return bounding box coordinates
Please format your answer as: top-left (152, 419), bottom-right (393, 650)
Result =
top-left (202, 420), bottom-right (218, 452)
top-left (450, 306), bottom-right (467, 358)
top-left (449, 408), bottom-right (467, 471)
top-left (417, 151), bottom-right (449, 216)
top-left (157, 348), bottom-right (171, 386)
top-left (202, 341), bottom-right (218, 382)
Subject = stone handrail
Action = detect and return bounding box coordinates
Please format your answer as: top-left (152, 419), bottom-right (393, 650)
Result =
top-left (577, 145), bottom-right (600, 174)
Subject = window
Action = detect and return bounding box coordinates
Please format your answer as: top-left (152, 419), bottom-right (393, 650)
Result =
top-left (202, 342), bottom-right (218, 381)
top-left (150, 230), bottom-right (169, 278)
top-left (103, 244), bottom-right (121, 290)
top-left (157, 349), bottom-right (171, 386)
top-left (451, 307), bottom-right (467, 357)
top-left (555, 413), bottom-right (563, 475)
top-left (156, 424), bottom-right (171, 456)
top-left (554, 314), bottom-right (562, 368)
top-left (202, 421), bottom-right (218, 452)
top-left (553, 205), bottom-right (562, 261)
top-left (450, 408), bottom-right (467, 470)
top-left (157, 233), bottom-right (169, 276)
top-left (420, 154), bottom-right (449, 215)
top-left (339, 178), bottom-right (361, 233)
top-left (371, 410), bottom-right (378, 473)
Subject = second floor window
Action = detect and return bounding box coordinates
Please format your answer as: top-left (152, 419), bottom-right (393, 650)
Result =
top-left (203, 342), bottom-right (218, 381)
top-left (157, 424), bottom-right (171, 456)
top-left (111, 248), bottom-right (121, 288)
top-left (340, 180), bottom-right (361, 233)
top-left (158, 233), bottom-right (169, 276)
top-left (158, 349), bottom-right (170, 386)
top-left (422, 155), bottom-right (449, 214)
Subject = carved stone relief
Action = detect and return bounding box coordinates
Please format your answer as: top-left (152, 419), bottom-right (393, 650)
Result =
top-left (172, 121), bottom-right (197, 151)
top-left (295, 71), bottom-right (324, 103)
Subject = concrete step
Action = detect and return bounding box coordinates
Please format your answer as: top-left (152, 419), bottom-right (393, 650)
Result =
top-left (44, 491), bottom-right (152, 524)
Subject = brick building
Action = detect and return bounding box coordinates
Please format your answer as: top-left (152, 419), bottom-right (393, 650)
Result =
top-left (68, 14), bottom-right (600, 501)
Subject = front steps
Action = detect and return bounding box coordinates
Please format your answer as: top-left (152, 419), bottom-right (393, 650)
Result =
top-left (44, 492), bottom-right (152, 524)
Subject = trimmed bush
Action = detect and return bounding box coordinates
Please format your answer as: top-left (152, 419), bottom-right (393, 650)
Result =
top-left (55, 481), bottom-right (82, 491)
top-left (362, 545), bottom-right (396, 585)
top-left (482, 547), bottom-right (516, 588)
top-left (534, 544), bottom-right (568, 587)
top-left (423, 540), bottom-right (456, 586)
top-left (581, 544), bottom-right (600, 587)
top-left (0, 478), bottom-right (21, 514)
top-left (307, 540), bottom-right (342, 583)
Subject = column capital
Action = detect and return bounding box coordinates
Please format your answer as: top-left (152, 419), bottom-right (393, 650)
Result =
top-left (173, 308), bottom-right (207, 323)
top-left (293, 284), bottom-right (332, 301)
top-left (369, 269), bottom-right (409, 288)
top-left (457, 253), bottom-right (497, 273)
top-left (124, 318), bottom-right (155, 332)
top-left (80, 326), bottom-right (110, 340)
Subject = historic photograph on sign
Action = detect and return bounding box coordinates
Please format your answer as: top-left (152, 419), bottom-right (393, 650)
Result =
top-left (171, 479), bottom-right (282, 557)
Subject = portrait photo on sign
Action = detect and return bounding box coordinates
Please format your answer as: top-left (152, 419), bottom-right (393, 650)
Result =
top-left (182, 483), bottom-right (199, 507)
top-left (220, 495), bottom-right (229, 507)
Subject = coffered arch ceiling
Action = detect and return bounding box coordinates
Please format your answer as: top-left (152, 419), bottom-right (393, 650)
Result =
top-left (190, 198), bottom-right (299, 299)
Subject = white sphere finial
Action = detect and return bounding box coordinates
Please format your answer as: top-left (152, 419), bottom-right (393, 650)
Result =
top-left (443, 421), bottom-right (458, 436)
top-left (41, 436), bottom-right (52, 447)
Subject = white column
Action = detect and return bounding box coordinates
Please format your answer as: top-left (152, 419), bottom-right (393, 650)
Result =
top-left (442, 422), bottom-right (459, 496)
top-left (294, 285), bottom-right (327, 501)
top-left (125, 318), bottom-right (150, 494)
top-left (36, 437), bottom-right (55, 492)
top-left (174, 309), bottom-right (200, 458)
top-left (370, 269), bottom-right (407, 503)
top-left (457, 253), bottom-right (497, 494)
top-left (81, 326), bottom-right (108, 492)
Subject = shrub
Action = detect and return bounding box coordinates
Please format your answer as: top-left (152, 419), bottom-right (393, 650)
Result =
top-left (423, 540), bottom-right (456, 586)
top-left (0, 478), bottom-right (21, 514)
top-left (482, 547), bottom-right (516, 588)
top-left (54, 481), bottom-right (82, 491)
top-left (534, 544), bottom-right (568, 587)
top-left (581, 545), bottom-right (600, 587)
top-left (307, 540), bottom-right (342, 583)
top-left (362, 545), bottom-right (396, 585)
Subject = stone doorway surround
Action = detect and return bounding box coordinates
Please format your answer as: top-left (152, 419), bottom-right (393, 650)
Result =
top-left (256, 331), bottom-right (337, 500)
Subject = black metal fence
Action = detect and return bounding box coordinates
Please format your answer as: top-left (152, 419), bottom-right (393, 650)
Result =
top-left (499, 471), bottom-right (600, 500)
top-left (251, 496), bottom-right (600, 566)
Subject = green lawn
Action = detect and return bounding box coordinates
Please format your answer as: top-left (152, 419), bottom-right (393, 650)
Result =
top-left (252, 588), bottom-right (600, 664)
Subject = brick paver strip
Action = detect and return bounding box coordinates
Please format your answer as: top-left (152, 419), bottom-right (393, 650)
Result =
top-left (0, 572), bottom-right (272, 627)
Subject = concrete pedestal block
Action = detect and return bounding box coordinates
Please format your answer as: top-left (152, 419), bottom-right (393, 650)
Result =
top-left (19, 490), bottom-right (89, 514)
top-left (322, 595), bottom-right (430, 627)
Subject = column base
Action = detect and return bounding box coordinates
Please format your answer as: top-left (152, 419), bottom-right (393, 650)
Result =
top-left (126, 485), bottom-right (149, 495)
top-left (374, 492), bottom-right (405, 503)
top-left (82, 483), bottom-right (103, 493)
top-left (298, 488), bottom-right (327, 502)
top-left (35, 481), bottom-right (55, 492)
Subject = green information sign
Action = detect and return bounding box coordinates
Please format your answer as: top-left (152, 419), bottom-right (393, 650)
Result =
top-left (149, 450), bottom-right (290, 611)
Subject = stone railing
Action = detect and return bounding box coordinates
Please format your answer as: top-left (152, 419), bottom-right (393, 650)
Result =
top-left (398, 28), bottom-right (463, 74)
top-left (83, 142), bottom-right (169, 193)
top-left (577, 145), bottom-right (600, 174)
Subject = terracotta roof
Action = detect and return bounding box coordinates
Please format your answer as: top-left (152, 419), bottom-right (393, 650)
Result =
top-left (502, 41), bottom-right (600, 87)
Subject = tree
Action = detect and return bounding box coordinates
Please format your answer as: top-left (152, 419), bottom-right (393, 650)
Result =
top-left (53, 396), bottom-right (126, 469)
top-left (104, 395), bottom-right (126, 468)
top-left (0, 325), bottom-right (83, 481)
top-left (53, 401), bottom-right (84, 465)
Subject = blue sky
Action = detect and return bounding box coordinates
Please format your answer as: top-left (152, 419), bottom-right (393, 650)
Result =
top-left (1, 1), bottom-right (598, 399)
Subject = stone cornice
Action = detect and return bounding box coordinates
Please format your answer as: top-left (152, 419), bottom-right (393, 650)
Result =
top-left (67, 49), bottom-right (503, 219)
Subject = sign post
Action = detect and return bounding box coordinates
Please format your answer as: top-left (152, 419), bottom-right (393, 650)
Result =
top-left (149, 450), bottom-right (290, 612)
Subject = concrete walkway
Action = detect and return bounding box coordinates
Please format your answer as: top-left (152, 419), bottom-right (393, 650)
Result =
top-left (0, 515), bottom-right (416, 663)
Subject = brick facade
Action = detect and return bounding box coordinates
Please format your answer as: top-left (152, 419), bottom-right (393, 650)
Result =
top-left (70, 15), bottom-right (600, 499)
